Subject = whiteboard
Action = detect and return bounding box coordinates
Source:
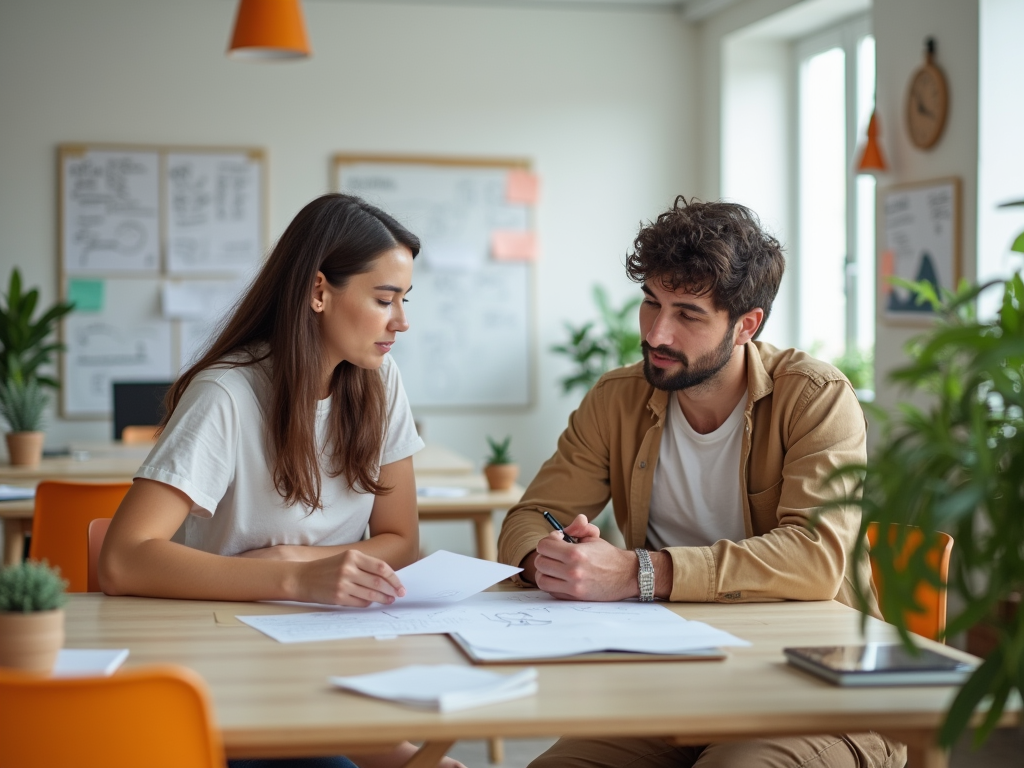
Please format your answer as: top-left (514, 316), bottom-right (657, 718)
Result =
top-left (335, 158), bottom-right (535, 408)
top-left (166, 151), bottom-right (265, 274)
top-left (880, 178), bottom-right (960, 322)
top-left (58, 144), bottom-right (268, 418)
top-left (61, 149), bottom-right (160, 274)
top-left (63, 279), bottom-right (173, 416)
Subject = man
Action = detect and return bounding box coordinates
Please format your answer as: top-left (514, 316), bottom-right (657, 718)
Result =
top-left (497, 197), bottom-right (903, 768)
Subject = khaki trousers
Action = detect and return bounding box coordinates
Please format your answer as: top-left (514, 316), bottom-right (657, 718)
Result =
top-left (530, 734), bottom-right (906, 768)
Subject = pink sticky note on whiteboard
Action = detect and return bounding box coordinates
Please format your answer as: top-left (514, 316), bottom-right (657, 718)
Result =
top-left (505, 170), bottom-right (540, 204)
top-left (491, 230), bottom-right (538, 262)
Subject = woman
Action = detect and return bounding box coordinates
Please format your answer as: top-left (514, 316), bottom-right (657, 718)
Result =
top-left (101, 194), bottom-right (464, 768)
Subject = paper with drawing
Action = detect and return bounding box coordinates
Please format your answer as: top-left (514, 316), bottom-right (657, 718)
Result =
top-left (237, 590), bottom-right (749, 654)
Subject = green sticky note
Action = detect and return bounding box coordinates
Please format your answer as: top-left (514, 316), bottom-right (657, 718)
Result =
top-left (68, 279), bottom-right (104, 312)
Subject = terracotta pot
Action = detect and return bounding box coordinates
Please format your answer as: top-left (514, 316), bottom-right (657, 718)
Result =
top-left (6, 431), bottom-right (44, 467)
top-left (0, 609), bottom-right (64, 674)
top-left (484, 463), bottom-right (519, 491)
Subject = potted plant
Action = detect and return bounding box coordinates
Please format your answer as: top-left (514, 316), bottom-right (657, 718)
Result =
top-left (832, 273), bottom-right (1024, 748)
top-left (0, 560), bottom-right (68, 673)
top-left (551, 285), bottom-right (642, 394)
top-left (0, 377), bottom-right (48, 466)
top-left (0, 268), bottom-right (75, 465)
top-left (483, 435), bottom-right (518, 491)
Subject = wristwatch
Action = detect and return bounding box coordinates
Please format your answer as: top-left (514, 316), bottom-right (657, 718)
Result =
top-left (635, 548), bottom-right (654, 602)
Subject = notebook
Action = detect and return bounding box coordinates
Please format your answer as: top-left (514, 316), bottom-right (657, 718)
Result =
top-left (783, 644), bottom-right (975, 686)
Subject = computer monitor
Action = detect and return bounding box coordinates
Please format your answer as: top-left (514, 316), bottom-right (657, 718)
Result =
top-left (111, 381), bottom-right (172, 441)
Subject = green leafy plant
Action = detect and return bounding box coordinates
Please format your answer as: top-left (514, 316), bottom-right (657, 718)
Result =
top-left (550, 285), bottom-right (642, 394)
top-left (0, 268), bottom-right (75, 389)
top-left (0, 377), bottom-right (48, 432)
top-left (831, 346), bottom-right (874, 391)
top-left (830, 274), bottom-right (1024, 748)
top-left (485, 435), bottom-right (513, 466)
top-left (0, 560), bottom-right (68, 613)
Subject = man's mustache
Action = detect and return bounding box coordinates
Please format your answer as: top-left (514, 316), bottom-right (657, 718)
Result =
top-left (641, 342), bottom-right (688, 366)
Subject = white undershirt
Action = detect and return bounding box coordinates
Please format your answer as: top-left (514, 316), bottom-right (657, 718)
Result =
top-left (646, 390), bottom-right (748, 549)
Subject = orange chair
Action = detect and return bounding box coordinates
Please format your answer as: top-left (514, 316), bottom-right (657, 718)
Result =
top-left (0, 664), bottom-right (224, 768)
top-left (87, 517), bottom-right (112, 593)
top-left (866, 522), bottom-right (954, 641)
top-left (28, 481), bottom-right (131, 592)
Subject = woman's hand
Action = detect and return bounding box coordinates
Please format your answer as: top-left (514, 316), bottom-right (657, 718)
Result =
top-left (350, 742), bottom-right (467, 768)
top-left (292, 549), bottom-right (406, 606)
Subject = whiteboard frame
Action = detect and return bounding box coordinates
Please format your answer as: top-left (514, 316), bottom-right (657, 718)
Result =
top-left (332, 153), bottom-right (537, 411)
top-left (878, 176), bottom-right (961, 327)
top-left (57, 143), bottom-right (270, 419)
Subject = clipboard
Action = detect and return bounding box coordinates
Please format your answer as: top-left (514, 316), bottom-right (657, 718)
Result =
top-left (448, 633), bottom-right (728, 665)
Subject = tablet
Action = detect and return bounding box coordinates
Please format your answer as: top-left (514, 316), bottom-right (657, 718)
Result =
top-left (783, 643), bottom-right (975, 686)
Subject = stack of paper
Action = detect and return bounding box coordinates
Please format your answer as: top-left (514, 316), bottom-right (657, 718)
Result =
top-left (330, 664), bottom-right (538, 712)
top-left (0, 485), bottom-right (36, 501)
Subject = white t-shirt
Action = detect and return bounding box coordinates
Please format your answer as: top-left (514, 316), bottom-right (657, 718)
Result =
top-left (136, 354), bottom-right (424, 556)
top-left (646, 391), bottom-right (748, 550)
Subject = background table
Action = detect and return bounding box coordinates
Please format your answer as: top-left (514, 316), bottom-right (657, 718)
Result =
top-left (59, 592), bottom-right (1016, 768)
top-left (0, 443), bottom-right (523, 566)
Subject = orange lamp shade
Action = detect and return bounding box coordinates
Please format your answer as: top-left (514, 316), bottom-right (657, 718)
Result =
top-left (855, 110), bottom-right (888, 174)
top-left (228, 0), bottom-right (311, 60)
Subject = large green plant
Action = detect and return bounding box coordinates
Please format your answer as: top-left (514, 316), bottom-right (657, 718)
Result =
top-left (0, 269), bottom-right (75, 389)
top-left (832, 274), bottom-right (1024, 747)
top-left (551, 285), bottom-right (642, 394)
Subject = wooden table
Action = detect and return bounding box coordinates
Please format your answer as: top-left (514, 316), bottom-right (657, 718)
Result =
top-left (59, 592), bottom-right (1015, 768)
top-left (0, 444), bottom-right (522, 565)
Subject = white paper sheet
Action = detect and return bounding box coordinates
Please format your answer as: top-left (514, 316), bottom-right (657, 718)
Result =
top-left (394, 550), bottom-right (521, 603)
top-left (52, 648), bottom-right (129, 677)
top-left (236, 590), bottom-right (749, 654)
top-left (0, 485), bottom-right (35, 501)
top-left (329, 664), bottom-right (537, 712)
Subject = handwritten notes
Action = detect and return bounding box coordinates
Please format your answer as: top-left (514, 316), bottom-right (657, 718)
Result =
top-left (166, 152), bottom-right (264, 274)
top-left (62, 149), bottom-right (160, 274)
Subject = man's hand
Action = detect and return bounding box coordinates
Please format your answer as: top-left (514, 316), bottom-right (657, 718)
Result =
top-left (529, 514), bottom-right (640, 601)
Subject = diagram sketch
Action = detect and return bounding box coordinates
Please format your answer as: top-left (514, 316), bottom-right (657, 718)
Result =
top-left (62, 149), bottom-right (160, 274)
top-left (485, 611), bottom-right (553, 628)
top-left (166, 152), bottom-right (264, 274)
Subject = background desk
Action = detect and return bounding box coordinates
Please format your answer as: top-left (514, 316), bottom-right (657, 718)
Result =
top-left (0, 443), bottom-right (523, 566)
top-left (61, 593), bottom-right (1013, 768)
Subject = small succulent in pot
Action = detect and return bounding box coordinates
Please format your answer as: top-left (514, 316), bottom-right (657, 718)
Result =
top-left (0, 561), bottom-right (69, 673)
top-left (484, 435), bottom-right (518, 491)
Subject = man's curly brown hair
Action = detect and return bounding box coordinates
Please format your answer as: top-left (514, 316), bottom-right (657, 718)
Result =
top-left (626, 196), bottom-right (785, 337)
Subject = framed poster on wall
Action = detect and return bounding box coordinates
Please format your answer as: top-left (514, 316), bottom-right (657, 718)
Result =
top-left (879, 177), bottom-right (960, 325)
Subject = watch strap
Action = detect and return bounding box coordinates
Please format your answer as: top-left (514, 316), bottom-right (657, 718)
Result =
top-left (635, 548), bottom-right (655, 602)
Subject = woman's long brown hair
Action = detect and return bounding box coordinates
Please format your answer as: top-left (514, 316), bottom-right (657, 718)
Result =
top-left (164, 194), bottom-right (420, 510)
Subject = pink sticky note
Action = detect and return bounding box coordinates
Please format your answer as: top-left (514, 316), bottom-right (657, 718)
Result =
top-left (505, 170), bottom-right (540, 204)
top-left (880, 249), bottom-right (895, 279)
top-left (491, 230), bottom-right (538, 262)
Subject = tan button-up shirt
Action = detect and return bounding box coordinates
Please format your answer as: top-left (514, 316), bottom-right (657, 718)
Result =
top-left (497, 341), bottom-right (879, 616)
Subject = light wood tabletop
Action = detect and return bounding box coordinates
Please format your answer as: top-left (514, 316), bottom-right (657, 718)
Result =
top-left (60, 592), bottom-right (1015, 768)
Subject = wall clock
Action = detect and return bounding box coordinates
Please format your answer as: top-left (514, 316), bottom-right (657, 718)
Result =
top-left (905, 38), bottom-right (949, 150)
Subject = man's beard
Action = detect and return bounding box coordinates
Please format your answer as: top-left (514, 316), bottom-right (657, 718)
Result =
top-left (642, 326), bottom-right (736, 391)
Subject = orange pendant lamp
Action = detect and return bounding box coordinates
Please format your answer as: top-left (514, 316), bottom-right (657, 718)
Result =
top-left (228, 0), bottom-right (311, 60)
top-left (855, 110), bottom-right (888, 174)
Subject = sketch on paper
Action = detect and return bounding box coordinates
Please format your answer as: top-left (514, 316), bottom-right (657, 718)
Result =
top-left (166, 153), bottom-right (263, 274)
top-left (62, 150), bottom-right (160, 274)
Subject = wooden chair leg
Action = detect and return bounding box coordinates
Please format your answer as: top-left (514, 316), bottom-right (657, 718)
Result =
top-left (488, 737), bottom-right (504, 764)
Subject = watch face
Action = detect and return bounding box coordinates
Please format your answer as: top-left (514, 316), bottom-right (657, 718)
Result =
top-left (907, 66), bottom-right (947, 149)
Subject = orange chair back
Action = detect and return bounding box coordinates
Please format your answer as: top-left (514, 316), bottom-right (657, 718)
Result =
top-left (866, 522), bottom-right (954, 641)
top-left (121, 425), bottom-right (160, 444)
top-left (29, 481), bottom-right (131, 592)
top-left (87, 517), bottom-right (112, 593)
top-left (0, 664), bottom-right (224, 768)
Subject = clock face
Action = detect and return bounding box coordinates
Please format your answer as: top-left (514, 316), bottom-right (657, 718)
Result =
top-left (906, 64), bottom-right (948, 149)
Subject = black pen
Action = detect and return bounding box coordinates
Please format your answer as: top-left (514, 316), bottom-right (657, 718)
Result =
top-left (542, 510), bottom-right (577, 544)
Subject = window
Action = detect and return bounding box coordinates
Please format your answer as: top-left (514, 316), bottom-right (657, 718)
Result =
top-left (794, 17), bottom-right (875, 390)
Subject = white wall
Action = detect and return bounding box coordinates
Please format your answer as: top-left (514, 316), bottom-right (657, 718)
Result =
top-left (977, 0), bottom-right (1024, 317)
top-left (0, 0), bottom-right (697, 553)
top-left (871, 0), bottom-right (979, 418)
